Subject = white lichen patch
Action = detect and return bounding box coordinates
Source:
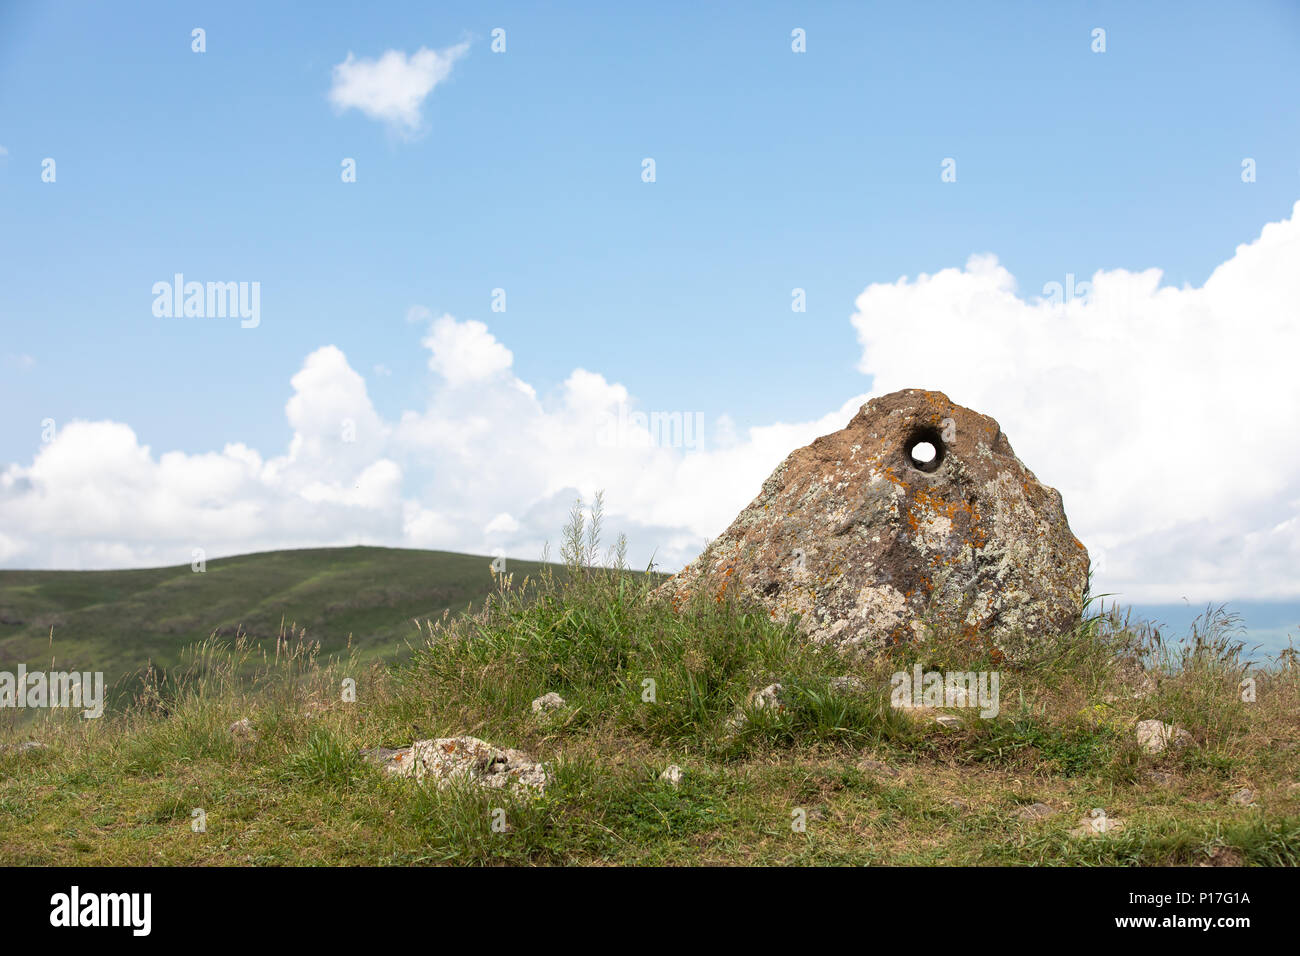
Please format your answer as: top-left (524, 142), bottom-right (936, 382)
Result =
top-left (851, 583), bottom-right (908, 632)
top-left (913, 513), bottom-right (953, 552)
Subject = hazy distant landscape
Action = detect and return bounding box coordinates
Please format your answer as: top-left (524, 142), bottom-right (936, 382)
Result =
top-left (2, 546), bottom-right (1292, 717)
top-left (0, 547), bottom-right (552, 712)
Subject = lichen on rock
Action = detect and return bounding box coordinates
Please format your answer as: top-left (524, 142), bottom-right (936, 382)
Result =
top-left (370, 735), bottom-right (551, 797)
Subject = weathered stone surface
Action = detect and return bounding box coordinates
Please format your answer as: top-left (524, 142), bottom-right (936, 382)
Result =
top-left (656, 389), bottom-right (1088, 660)
top-left (372, 736), bottom-right (550, 797)
top-left (750, 683), bottom-right (787, 712)
top-left (1229, 787), bottom-right (1256, 806)
top-left (1013, 801), bottom-right (1055, 822)
top-left (1070, 810), bottom-right (1124, 837)
top-left (1136, 719), bottom-right (1193, 754)
top-left (531, 692), bottom-right (566, 715)
top-left (1014, 802), bottom-right (1057, 822)
top-left (724, 683), bottom-right (789, 732)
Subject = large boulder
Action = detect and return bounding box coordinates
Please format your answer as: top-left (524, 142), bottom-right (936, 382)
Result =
top-left (656, 389), bottom-right (1088, 660)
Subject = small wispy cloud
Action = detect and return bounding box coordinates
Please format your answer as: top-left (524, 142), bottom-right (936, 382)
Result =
top-left (328, 41), bottom-right (468, 136)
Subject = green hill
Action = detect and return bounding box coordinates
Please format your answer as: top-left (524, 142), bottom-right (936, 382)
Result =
top-left (0, 546), bottom-right (549, 701)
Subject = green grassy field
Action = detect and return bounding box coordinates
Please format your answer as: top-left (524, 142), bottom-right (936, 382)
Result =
top-left (1, 513), bottom-right (1297, 866)
top-left (0, 545), bottom-right (547, 710)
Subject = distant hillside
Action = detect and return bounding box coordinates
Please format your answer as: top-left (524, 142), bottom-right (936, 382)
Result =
top-left (0, 546), bottom-right (551, 700)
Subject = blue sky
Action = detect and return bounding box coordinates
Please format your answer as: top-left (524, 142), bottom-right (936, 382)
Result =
top-left (1, 1), bottom-right (1298, 654)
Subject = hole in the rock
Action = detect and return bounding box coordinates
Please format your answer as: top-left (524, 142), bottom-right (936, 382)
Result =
top-left (904, 427), bottom-right (946, 473)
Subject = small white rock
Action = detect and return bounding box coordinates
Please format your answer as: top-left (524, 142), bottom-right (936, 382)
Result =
top-left (391, 736), bottom-right (550, 797)
top-left (531, 692), bottom-right (566, 715)
top-left (1135, 719), bottom-right (1192, 754)
top-left (659, 764), bottom-right (684, 788)
top-left (751, 683), bottom-right (786, 711)
top-left (1070, 809), bottom-right (1124, 837)
top-left (725, 683), bottom-right (790, 732)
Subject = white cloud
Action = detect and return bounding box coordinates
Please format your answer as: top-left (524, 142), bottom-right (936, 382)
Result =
top-left (0, 305), bottom-right (851, 575)
top-left (328, 42), bottom-right (468, 134)
top-left (2, 205), bottom-right (1297, 607)
top-left (851, 200), bottom-right (1300, 602)
top-left (421, 313), bottom-right (515, 386)
top-left (484, 512), bottom-right (521, 535)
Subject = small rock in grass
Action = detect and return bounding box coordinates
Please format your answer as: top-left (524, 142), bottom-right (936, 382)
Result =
top-left (726, 683), bottom-right (788, 731)
top-left (1015, 802), bottom-right (1057, 822)
top-left (659, 764), bottom-right (684, 788)
top-left (531, 692), bottom-right (566, 716)
top-left (385, 736), bottom-right (550, 797)
top-left (1070, 809), bottom-right (1124, 837)
top-left (1135, 719), bottom-right (1192, 754)
top-left (751, 683), bottom-right (786, 711)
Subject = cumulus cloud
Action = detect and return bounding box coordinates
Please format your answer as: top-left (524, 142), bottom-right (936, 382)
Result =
top-left (851, 200), bottom-right (1300, 602)
top-left (422, 314), bottom-right (514, 386)
top-left (328, 42), bottom-right (468, 134)
top-left (0, 308), bottom-right (855, 573)
top-left (2, 204), bottom-right (1297, 606)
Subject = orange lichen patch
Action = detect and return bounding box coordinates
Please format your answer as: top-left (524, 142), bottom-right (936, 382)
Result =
top-left (881, 465), bottom-right (908, 489)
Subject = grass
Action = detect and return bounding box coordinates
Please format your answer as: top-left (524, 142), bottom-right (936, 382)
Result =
top-left (0, 545), bottom-right (550, 713)
top-left (1, 500), bottom-right (1297, 866)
